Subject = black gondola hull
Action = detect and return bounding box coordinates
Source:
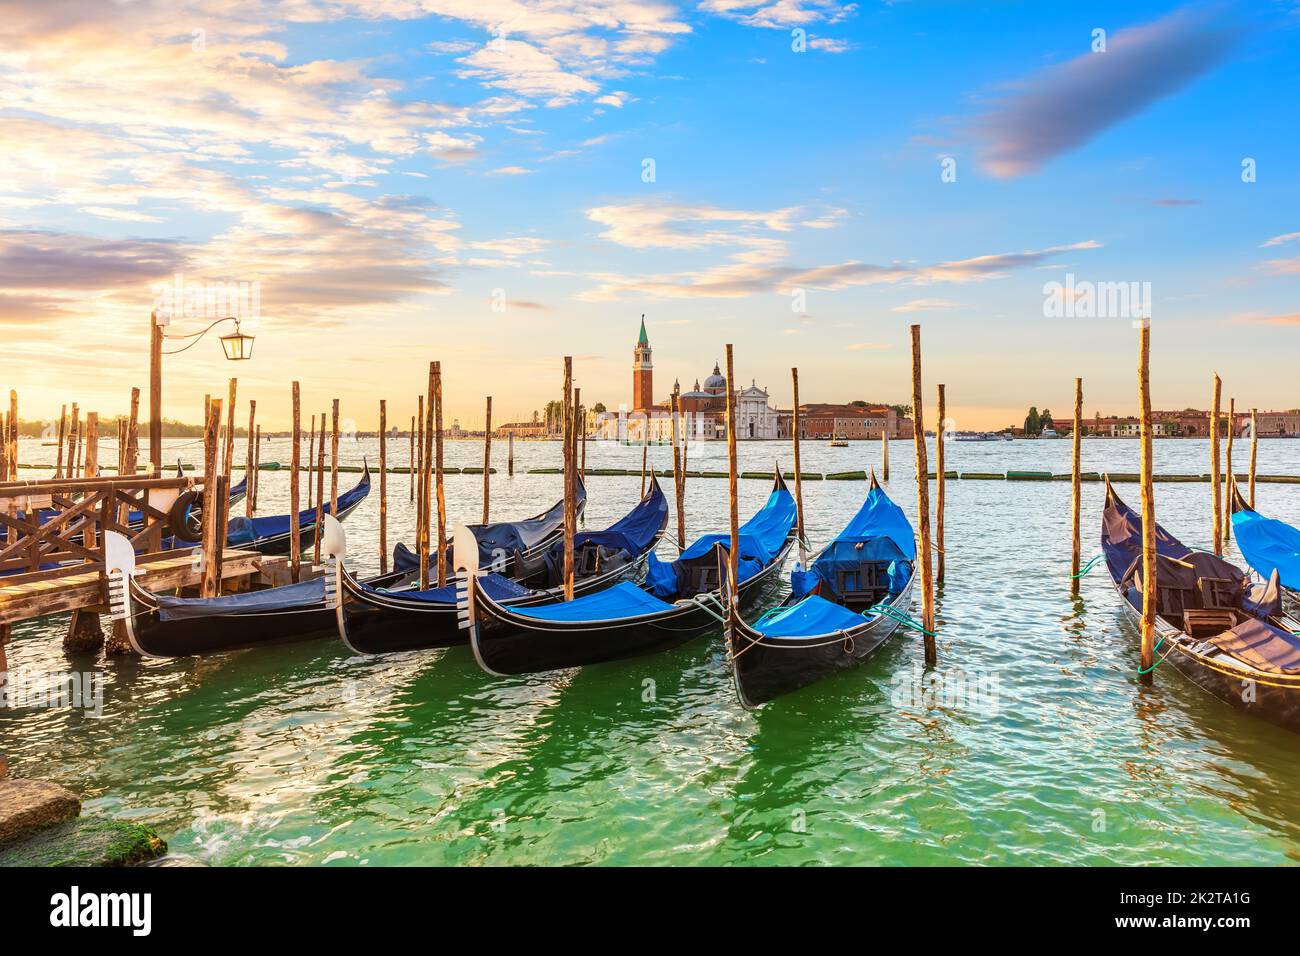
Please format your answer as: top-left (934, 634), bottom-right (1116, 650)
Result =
top-left (470, 537), bottom-right (793, 675)
top-left (730, 577), bottom-right (913, 707)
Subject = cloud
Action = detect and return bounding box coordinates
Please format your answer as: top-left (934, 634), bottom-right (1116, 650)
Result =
top-left (1261, 232), bottom-right (1300, 248)
top-left (1151, 198), bottom-right (1201, 207)
top-left (974, 7), bottom-right (1243, 177)
top-left (846, 342), bottom-right (892, 350)
top-left (1262, 257), bottom-right (1300, 276)
top-left (892, 298), bottom-right (957, 312)
top-left (579, 201), bottom-right (1100, 299)
top-left (1233, 312), bottom-right (1300, 326)
top-left (457, 38), bottom-right (600, 103)
top-left (808, 37), bottom-right (856, 53)
top-left (488, 165), bottom-right (533, 176)
top-left (701, 0), bottom-right (858, 29)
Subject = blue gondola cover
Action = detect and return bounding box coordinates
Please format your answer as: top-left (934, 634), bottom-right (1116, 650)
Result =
top-left (796, 482), bottom-right (915, 601)
top-left (753, 594), bottom-right (873, 637)
top-left (1232, 507), bottom-right (1300, 592)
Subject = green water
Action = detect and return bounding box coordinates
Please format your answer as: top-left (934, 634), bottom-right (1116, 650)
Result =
top-left (3, 437), bottom-right (1299, 865)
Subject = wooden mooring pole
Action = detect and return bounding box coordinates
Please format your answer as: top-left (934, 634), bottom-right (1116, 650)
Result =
top-left (671, 393), bottom-right (685, 549)
top-left (409, 413), bottom-right (416, 501)
top-left (126, 388), bottom-right (140, 476)
top-left (1223, 397), bottom-right (1235, 545)
top-left (200, 399), bottom-right (223, 598)
top-left (418, 368), bottom-right (434, 589)
top-left (910, 325), bottom-right (936, 665)
top-left (307, 413), bottom-right (316, 510)
top-left (252, 424), bottom-right (261, 511)
top-left (508, 430), bottom-right (514, 478)
top-left (149, 312), bottom-right (163, 477)
top-left (1138, 324), bottom-right (1156, 686)
top-left (791, 368), bottom-right (805, 547)
top-left (433, 369), bottom-right (447, 589)
top-left (562, 357), bottom-right (575, 600)
top-left (330, 398), bottom-right (339, 515)
top-left (482, 396), bottom-right (493, 523)
top-left (1249, 407), bottom-right (1259, 507)
top-left (313, 409), bottom-right (325, 567)
top-left (290, 383), bottom-right (302, 581)
top-left (640, 422), bottom-right (649, 498)
top-left (1210, 374), bottom-right (1222, 555)
top-left (724, 345), bottom-right (740, 606)
top-left (379, 398), bottom-right (388, 575)
top-left (1071, 377), bottom-right (1083, 596)
top-left (881, 428), bottom-right (889, 481)
top-left (246, 399), bottom-right (257, 516)
top-left (936, 383), bottom-right (946, 584)
top-left (54, 404), bottom-right (67, 479)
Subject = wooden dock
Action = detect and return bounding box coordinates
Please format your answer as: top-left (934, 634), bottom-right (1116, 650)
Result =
top-left (0, 549), bottom-right (290, 627)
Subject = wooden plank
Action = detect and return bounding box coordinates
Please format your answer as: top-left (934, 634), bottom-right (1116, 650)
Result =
top-left (910, 324), bottom-right (936, 664)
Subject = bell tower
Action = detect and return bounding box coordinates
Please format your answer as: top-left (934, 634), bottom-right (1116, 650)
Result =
top-left (633, 314), bottom-right (653, 410)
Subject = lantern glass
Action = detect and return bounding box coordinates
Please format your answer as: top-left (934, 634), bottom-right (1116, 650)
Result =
top-left (219, 330), bottom-right (254, 361)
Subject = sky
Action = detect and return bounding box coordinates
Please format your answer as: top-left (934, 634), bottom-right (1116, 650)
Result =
top-left (2, 0), bottom-right (1298, 431)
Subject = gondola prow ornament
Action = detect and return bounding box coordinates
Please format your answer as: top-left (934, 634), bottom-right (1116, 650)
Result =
top-left (322, 514), bottom-right (346, 613)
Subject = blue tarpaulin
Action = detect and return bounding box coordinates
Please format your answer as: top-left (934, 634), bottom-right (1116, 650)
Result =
top-left (647, 482), bottom-right (796, 599)
top-left (1233, 507), bottom-right (1300, 592)
top-left (793, 482), bottom-right (915, 601)
top-left (158, 576), bottom-right (327, 621)
top-left (393, 478), bottom-right (588, 572)
top-left (753, 594), bottom-right (873, 637)
top-left (510, 581), bottom-right (678, 621)
top-left (374, 572), bottom-right (533, 605)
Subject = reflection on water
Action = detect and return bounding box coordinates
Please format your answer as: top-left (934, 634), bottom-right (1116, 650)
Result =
top-left (2, 437), bottom-right (1300, 864)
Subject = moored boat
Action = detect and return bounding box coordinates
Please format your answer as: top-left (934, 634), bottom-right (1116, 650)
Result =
top-left (104, 522), bottom-right (353, 658)
top-left (1101, 479), bottom-right (1300, 732)
top-left (1229, 481), bottom-right (1300, 600)
top-left (335, 477), bottom-right (664, 656)
top-left (464, 473), bottom-right (797, 675)
top-left (727, 471), bottom-right (916, 707)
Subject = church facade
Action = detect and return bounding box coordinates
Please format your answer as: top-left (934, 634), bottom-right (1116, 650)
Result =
top-left (598, 317), bottom-right (779, 442)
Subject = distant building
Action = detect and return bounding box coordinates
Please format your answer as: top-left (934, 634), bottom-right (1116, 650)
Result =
top-left (777, 403), bottom-right (913, 440)
top-left (598, 318), bottom-right (779, 441)
top-left (496, 420), bottom-right (546, 438)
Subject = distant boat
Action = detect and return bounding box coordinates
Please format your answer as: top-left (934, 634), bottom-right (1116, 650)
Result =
top-left (827, 430), bottom-right (848, 447)
top-left (1039, 428), bottom-right (1061, 439)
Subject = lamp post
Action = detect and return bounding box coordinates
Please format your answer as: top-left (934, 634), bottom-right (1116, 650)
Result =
top-left (149, 313), bottom-right (255, 476)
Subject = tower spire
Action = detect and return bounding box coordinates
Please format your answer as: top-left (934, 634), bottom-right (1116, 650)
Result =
top-left (638, 313), bottom-right (649, 347)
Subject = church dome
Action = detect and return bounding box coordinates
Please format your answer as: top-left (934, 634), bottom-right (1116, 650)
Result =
top-left (703, 362), bottom-right (726, 390)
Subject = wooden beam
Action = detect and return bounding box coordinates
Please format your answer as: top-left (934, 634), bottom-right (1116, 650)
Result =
top-left (562, 357), bottom-right (575, 600)
top-left (149, 312), bottom-right (163, 477)
top-left (290, 382), bottom-right (302, 582)
top-left (379, 398), bottom-right (388, 575)
top-left (200, 399), bottom-right (222, 597)
top-left (1138, 324), bottom-right (1156, 685)
top-left (910, 325), bottom-right (936, 665)
top-left (246, 399), bottom-right (257, 516)
top-left (1071, 377), bottom-right (1083, 596)
top-left (330, 398), bottom-right (339, 514)
top-left (313, 409), bottom-right (326, 567)
top-left (54, 405), bottom-right (67, 479)
top-left (936, 383), bottom-right (946, 584)
top-left (418, 366), bottom-right (435, 589)
top-left (1223, 397), bottom-right (1235, 545)
top-left (671, 393), bottom-right (685, 550)
top-left (482, 396), bottom-right (492, 523)
top-left (724, 345), bottom-right (740, 606)
top-left (790, 368), bottom-right (804, 545)
top-left (433, 367), bottom-right (446, 589)
top-left (1210, 374), bottom-right (1222, 555)
top-left (1249, 407), bottom-right (1258, 507)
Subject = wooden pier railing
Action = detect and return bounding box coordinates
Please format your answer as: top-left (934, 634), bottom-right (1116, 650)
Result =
top-left (0, 474), bottom-right (195, 580)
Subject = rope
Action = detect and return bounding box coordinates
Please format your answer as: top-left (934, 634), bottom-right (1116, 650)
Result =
top-left (1136, 635), bottom-right (1174, 675)
top-left (1071, 554), bottom-right (1102, 579)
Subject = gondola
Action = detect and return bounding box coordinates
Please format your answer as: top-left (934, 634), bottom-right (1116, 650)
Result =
top-left (105, 515), bottom-right (376, 658)
top-left (335, 477), bottom-right (664, 656)
top-left (163, 463), bottom-right (370, 555)
top-left (389, 477), bottom-right (585, 579)
top-left (1229, 481), bottom-right (1300, 600)
top-left (727, 472), bottom-right (915, 707)
top-left (465, 472), bottom-right (797, 676)
top-left (1101, 479), bottom-right (1300, 732)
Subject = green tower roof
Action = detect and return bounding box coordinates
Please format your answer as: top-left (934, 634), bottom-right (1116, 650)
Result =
top-left (637, 314), bottom-right (649, 346)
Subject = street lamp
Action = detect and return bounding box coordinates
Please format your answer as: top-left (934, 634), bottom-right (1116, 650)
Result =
top-left (218, 319), bottom-right (255, 361)
top-left (150, 313), bottom-right (256, 476)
